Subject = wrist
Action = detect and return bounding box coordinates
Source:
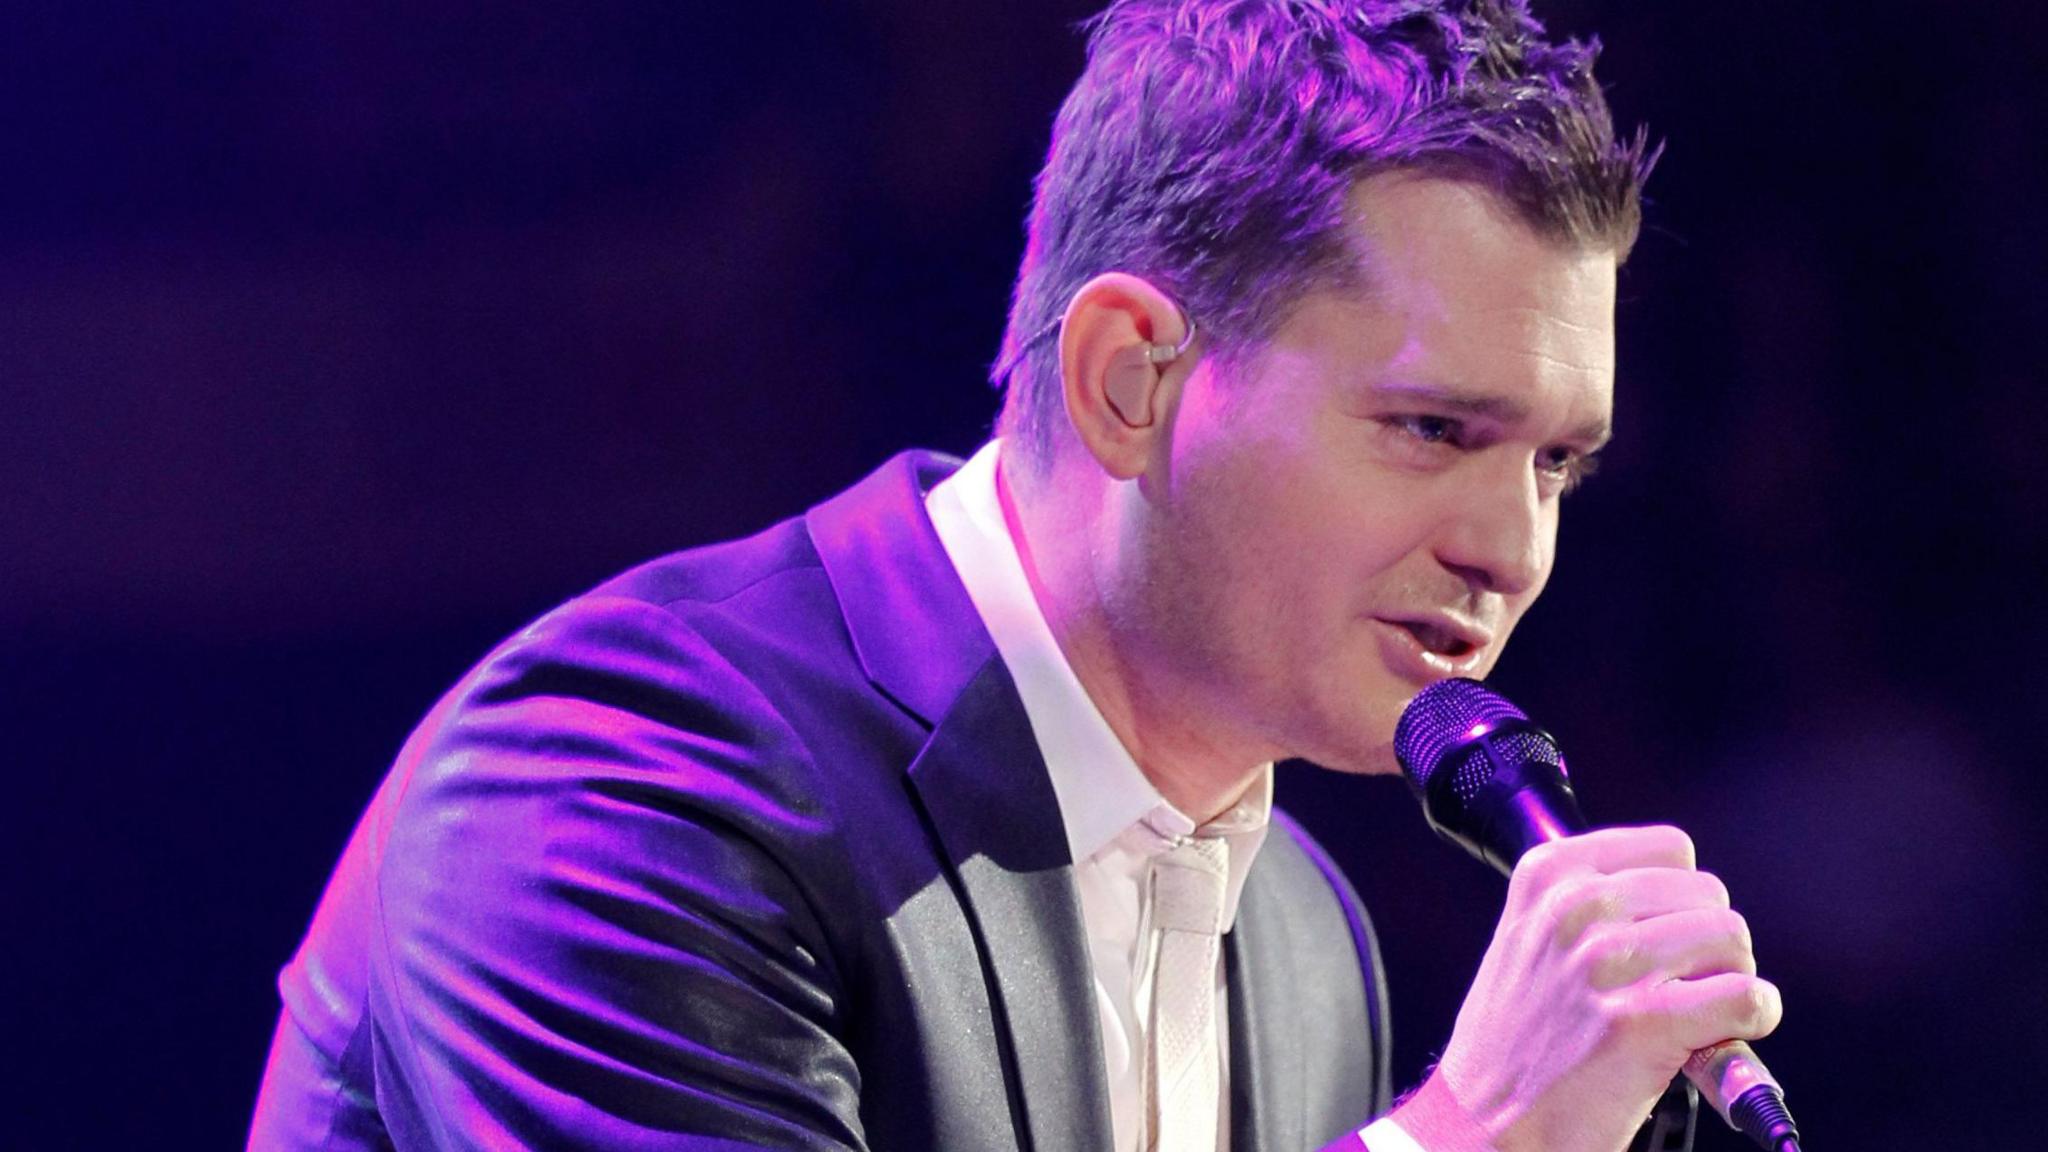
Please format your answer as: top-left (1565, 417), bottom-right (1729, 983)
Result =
top-left (1387, 1072), bottom-right (1501, 1152)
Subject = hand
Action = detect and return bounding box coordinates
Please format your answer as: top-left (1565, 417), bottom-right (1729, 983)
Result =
top-left (1394, 825), bottom-right (1782, 1152)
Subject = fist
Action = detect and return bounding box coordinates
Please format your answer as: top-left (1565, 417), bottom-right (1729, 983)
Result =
top-left (1407, 825), bottom-right (1782, 1152)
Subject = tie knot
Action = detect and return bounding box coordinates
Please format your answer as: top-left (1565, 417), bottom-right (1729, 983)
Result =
top-left (1151, 836), bottom-right (1229, 935)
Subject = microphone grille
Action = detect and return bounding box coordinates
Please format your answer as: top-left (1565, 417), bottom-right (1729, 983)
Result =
top-left (1393, 678), bottom-right (1532, 789)
top-left (1395, 678), bottom-right (1579, 873)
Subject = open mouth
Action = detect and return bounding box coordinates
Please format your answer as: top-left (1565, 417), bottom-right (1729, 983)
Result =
top-left (1395, 620), bottom-right (1479, 660)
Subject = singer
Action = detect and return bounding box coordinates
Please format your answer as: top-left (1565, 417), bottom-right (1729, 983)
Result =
top-left (249, 3), bottom-right (1783, 1151)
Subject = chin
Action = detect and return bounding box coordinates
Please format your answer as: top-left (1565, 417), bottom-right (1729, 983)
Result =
top-left (1302, 738), bottom-right (1403, 778)
top-left (1283, 697), bottom-right (1407, 777)
top-left (1255, 657), bottom-right (1419, 776)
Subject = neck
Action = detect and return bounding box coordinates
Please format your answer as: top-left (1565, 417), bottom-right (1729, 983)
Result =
top-left (996, 450), bottom-right (1269, 825)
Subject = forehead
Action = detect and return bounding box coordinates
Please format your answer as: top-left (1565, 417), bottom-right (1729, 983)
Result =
top-left (1301, 173), bottom-right (1620, 420)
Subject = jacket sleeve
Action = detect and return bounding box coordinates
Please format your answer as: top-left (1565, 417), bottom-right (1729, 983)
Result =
top-left (361, 594), bottom-right (868, 1151)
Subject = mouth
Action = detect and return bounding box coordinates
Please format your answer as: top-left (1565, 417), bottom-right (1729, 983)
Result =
top-left (1372, 614), bottom-right (1493, 677)
top-left (1397, 619), bottom-right (1479, 659)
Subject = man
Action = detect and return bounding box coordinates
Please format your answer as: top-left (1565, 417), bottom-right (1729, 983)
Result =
top-left (250, 2), bottom-right (1782, 1150)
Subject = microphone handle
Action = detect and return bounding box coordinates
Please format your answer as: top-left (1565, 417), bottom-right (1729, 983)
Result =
top-left (1685, 1043), bottom-right (1801, 1152)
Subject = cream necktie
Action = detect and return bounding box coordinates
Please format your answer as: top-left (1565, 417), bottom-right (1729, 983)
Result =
top-left (1146, 835), bottom-right (1229, 1152)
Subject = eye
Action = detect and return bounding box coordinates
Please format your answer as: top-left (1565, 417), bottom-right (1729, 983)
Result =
top-left (1539, 446), bottom-right (1602, 494)
top-left (1387, 414), bottom-right (1464, 447)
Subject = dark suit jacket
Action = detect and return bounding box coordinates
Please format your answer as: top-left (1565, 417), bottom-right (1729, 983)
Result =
top-left (249, 451), bottom-right (1391, 1151)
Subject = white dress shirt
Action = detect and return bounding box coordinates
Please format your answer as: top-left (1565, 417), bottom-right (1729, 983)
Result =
top-left (926, 440), bottom-right (1418, 1152)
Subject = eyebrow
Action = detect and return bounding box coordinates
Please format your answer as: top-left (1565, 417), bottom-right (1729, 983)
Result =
top-left (1368, 380), bottom-right (1614, 448)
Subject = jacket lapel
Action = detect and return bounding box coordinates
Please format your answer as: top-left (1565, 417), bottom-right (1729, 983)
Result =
top-left (804, 451), bottom-right (984, 726)
top-left (906, 656), bottom-right (1115, 1152)
top-left (807, 451), bottom-right (1115, 1152)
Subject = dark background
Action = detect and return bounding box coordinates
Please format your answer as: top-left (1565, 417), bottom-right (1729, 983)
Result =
top-left (5, 2), bottom-right (2044, 1148)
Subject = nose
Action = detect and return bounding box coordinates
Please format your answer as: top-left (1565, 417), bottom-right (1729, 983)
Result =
top-left (1432, 457), bottom-right (1551, 597)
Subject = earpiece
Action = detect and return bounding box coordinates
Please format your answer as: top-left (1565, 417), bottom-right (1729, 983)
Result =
top-left (1107, 315), bottom-right (1199, 427)
top-left (1146, 315), bottom-right (1199, 366)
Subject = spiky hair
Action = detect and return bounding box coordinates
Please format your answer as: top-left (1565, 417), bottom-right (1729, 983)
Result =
top-left (996, 0), bottom-right (1656, 467)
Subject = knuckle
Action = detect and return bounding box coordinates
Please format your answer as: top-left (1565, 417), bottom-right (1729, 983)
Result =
top-left (1537, 886), bottom-right (1581, 947)
top-left (1528, 868), bottom-right (1581, 915)
top-left (1656, 825), bottom-right (1698, 869)
top-left (1723, 909), bottom-right (1753, 951)
top-left (1506, 853), bottom-right (1550, 904)
top-left (1587, 877), bottom-right (1629, 922)
top-left (1550, 872), bottom-right (1598, 912)
top-left (1578, 927), bottom-right (1642, 989)
top-left (1697, 871), bottom-right (1732, 908)
top-left (1588, 989), bottom-right (1627, 1033)
top-left (1542, 874), bottom-right (1617, 947)
top-left (1708, 909), bottom-right (1757, 973)
top-left (1738, 979), bottom-right (1783, 1036)
top-left (1565, 922), bottom-right (1603, 965)
top-left (1603, 991), bottom-right (1660, 1047)
top-left (1514, 838), bottom-right (1570, 885)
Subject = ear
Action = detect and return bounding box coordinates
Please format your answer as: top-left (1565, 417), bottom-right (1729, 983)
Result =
top-left (1056, 272), bottom-right (1197, 481)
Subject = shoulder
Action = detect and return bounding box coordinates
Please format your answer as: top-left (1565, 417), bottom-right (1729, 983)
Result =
top-left (381, 449), bottom-right (971, 865)
top-left (270, 457), bottom-right (970, 1147)
top-left (389, 491), bottom-right (903, 851)
top-left (477, 515), bottom-right (856, 730)
top-left (592, 508), bottom-right (830, 621)
top-left (366, 466), bottom-right (944, 962)
top-left (533, 446), bottom-right (967, 687)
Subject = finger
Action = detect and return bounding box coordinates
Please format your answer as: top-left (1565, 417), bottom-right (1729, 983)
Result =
top-left (1510, 826), bottom-right (1696, 909)
top-left (1609, 869), bottom-right (1731, 922)
top-left (1645, 972), bottom-right (1784, 1054)
top-left (1549, 868), bottom-right (1732, 945)
top-left (1581, 906), bottom-right (1756, 989)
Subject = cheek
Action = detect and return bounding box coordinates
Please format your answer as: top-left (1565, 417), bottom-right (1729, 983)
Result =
top-left (1157, 374), bottom-right (1430, 640)
top-left (1131, 463), bottom-right (1321, 680)
top-left (1177, 455), bottom-right (1439, 634)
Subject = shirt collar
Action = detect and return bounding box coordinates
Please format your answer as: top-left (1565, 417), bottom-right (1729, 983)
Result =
top-left (1134, 765), bottom-right (1273, 933)
top-left (926, 439), bottom-right (1273, 920)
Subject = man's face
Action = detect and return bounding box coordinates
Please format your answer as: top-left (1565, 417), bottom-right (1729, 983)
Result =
top-left (1115, 174), bottom-right (1617, 775)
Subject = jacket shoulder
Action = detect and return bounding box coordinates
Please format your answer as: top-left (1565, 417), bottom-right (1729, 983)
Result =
top-left (590, 512), bottom-right (826, 614)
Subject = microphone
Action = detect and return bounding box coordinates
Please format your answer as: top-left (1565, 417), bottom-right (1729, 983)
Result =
top-left (1393, 678), bottom-right (1803, 1152)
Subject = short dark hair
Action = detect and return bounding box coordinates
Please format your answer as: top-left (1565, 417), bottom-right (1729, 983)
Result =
top-left (995, 0), bottom-right (1657, 467)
